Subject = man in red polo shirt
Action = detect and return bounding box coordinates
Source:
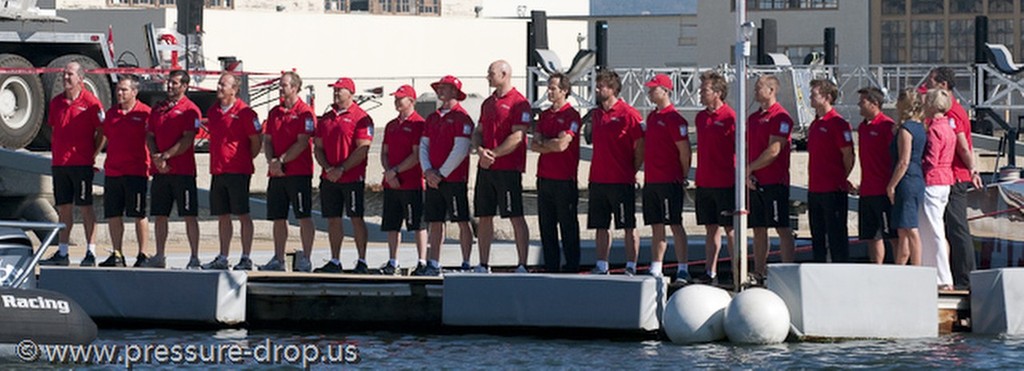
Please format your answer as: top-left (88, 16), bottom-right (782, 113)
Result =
top-left (99, 75), bottom-right (151, 267)
top-left (417, 75), bottom-right (474, 276)
top-left (39, 62), bottom-right (103, 267)
top-left (587, 69), bottom-right (644, 276)
top-left (313, 77), bottom-right (373, 274)
top-left (201, 73), bottom-right (261, 271)
top-left (144, 70), bottom-right (201, 269)
top-left (531, 72), bottom-right (581, 273)
top-left (856, 86), bottom-right (896, 264)
top-left (472, 60), bottom-right (532, 273)
top-left (747, 74), bottom-right (796, 281)
top-left (261, 71), bottom-right (316, 272)
top-left (928, 67), bottom-right (980, 289)
top-left (807, 79), bottom-right (855, 263)
top-left (641, 73), bottom-right (690, 279)
top-left (694, 70), bottom-right (736, 284)
top-left (380, 85), bottom-right (428, 275)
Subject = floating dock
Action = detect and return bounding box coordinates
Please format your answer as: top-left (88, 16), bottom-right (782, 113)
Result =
top-left (35, 265), bottom-right (1002, 339)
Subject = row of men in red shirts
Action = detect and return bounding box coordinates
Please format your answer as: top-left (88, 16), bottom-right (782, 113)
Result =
top-left (37, 60), bottom-right (976, 286)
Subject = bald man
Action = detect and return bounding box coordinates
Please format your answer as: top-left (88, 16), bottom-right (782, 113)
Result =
top-left (471, 60), bottom-right (532, 273)
top-left (40, 62), bottom-right (104, 267)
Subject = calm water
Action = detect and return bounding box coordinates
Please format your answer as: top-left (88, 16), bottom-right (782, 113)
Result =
top-left (11, 328), bottom-right (1022, 369)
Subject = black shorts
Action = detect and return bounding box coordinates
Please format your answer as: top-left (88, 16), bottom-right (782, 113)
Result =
top-left (749, 184), bottom-right (790, 228)
top-left (859, 195), bottom-right (896, 240)
top-left (104, 175), bottom-right (148, 218)
top-left (320, 180), bottom-right (364, 218)
top-left (424, 181), bottom-right (471, 223)
top-left (52, 166), bottom-right (95, 206)
top-left (267, 176), bottom-right (312, 220)
top-left (587, 182), bottom-right (636, 230)
top-left (642, 182), bottom-right (685, 226)
top-left (210, 174), bottom-right (251, 216)
top-left (150, 174), bottom-right (199, 217)
top-left (695, 187), bottom-right (735, 226)
top-left (382, 189), bottom-right (424, 231)
top-left (473, 169), bottom-right (524, 218)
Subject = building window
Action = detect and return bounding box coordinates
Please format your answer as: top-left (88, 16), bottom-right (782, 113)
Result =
top-left (678, 23), bottom-right (697, 46)
top-left (881, 0), bottom-right (905, 15)
top-left (911, 0), bottom-right (943, 14)
top-left (881, 20), bottom-right (906, 63)
top-left (108, 0), bottom-right (232, 7)
top-left (911, 20), bottom-right (944, 62)
top-left (205, 0), bottom-right (231, 8)
top-left (950, 0), bottom-right (981, 13)
top-left (949, 19), bottom-right (974, 63)
top-left (991, 18), bottom-right (1016, 57)
top-left (990, 0), bottom-right (1015, 12)
top-left (745, 0), bottom-right (838, 10)
top-left (326, 0), bottom-right (439, 14)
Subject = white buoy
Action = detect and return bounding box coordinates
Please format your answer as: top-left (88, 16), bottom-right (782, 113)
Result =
top-left (663, 284), bottom-right (732, 344)
top-left (723, 288), bottom-right (790, 344)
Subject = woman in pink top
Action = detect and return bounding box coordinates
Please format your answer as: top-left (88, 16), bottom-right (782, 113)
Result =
top-left (919, 89), bottom-right (956, 290)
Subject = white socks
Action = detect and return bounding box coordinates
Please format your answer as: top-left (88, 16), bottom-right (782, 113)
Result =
top-left (625, 261), bottom-right (637, 270)
top-left (650, 261), bottom-right (663, 276)
top-left (58, 243), bottom-right (69, 255)
top-left (596, 260), bottom-right (609, 272)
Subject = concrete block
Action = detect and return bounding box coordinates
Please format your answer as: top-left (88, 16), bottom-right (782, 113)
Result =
top-left (38, 267), bottom-right (246, 325)
top-left (767, 263), bottom-right (937, 338)
top-left (443, 273), bottom-right (666, 331)
top-left (971, 268), bottom-right (1024, 335)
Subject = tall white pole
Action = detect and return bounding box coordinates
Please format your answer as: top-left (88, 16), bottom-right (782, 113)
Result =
top-left (733, 0), bottom-right (750, 291)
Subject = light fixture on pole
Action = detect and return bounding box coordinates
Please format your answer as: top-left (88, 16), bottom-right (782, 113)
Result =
top-left (732, 3), bottom-right (756, 291)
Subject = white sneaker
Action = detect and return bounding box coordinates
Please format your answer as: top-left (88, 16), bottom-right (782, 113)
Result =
top-left (473, 265), bottom-right (491, 273)
top-left (515, 265), bottom-right (528, 274)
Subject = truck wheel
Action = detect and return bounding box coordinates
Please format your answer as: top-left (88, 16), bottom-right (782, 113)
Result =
top-left (0, 54), bottom-right (45, 149)
top-left (31, 54), bottom-right (112, 149)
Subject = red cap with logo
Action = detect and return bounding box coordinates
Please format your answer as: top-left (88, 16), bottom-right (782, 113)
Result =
top-left (430, 75), bottom-right (467, 101)
top-left (328, 77), bottom-right (356, 92)
top-left (644, 74), bottom-right (672, 91)
top-left (391, 84), bottom-right (417, 100)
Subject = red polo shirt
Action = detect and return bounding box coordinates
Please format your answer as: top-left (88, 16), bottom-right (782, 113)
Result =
top-left (103, 101), bottom-right (152, 177)
top-left (535, 103), bottom-right (581, 181)
top-left (265, 99), bottom-right (316, 177)
top-left (857, 113), bottom-right (895, 196)
top-left (948, 99), bottom-right (973, 182)
top-left (747, 102), bottom-right (793, 186)
top-left (423, 104), bottom-right (474, 182)
top-left (315, 103), bottom-right (374, 183)
top-left (48, 89), bottom-right (104, 167)
top-left (382, 112), bottom-right (426, 190)
top-left (695, 104), bottom-right (736, 188)
top-left (644, 106), bottom-right (689, 184)
top-left (589, 99), bottom-right (643, 184)
top-left (206, 99), bottom-right (259, 175)
top-left (148, 97), bottom-right (201, 176)
top-left (807, 108), bottom-right (853, 193)
top-left (479, 88), bottom-right (531, 172)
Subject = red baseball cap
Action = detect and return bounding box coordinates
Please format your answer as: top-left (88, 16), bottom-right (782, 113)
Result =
top-left (430, 75), bottom-right (467, 101)
top-left (328, 77), bottom-right (356, 92)
top-left (391, 85), bottom-right (417, 100)
top-left (644, 74), bottom-right (672, 91)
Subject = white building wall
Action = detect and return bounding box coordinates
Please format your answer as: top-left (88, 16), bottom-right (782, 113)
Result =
top-left (696, 0), bottom-right (870, 66)
top-left (598, 16), bottom-right (696, 68)
top-left (199, 10), bottom-right (584, 122)
top-left (479, 0), bottom-right (588, 18)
